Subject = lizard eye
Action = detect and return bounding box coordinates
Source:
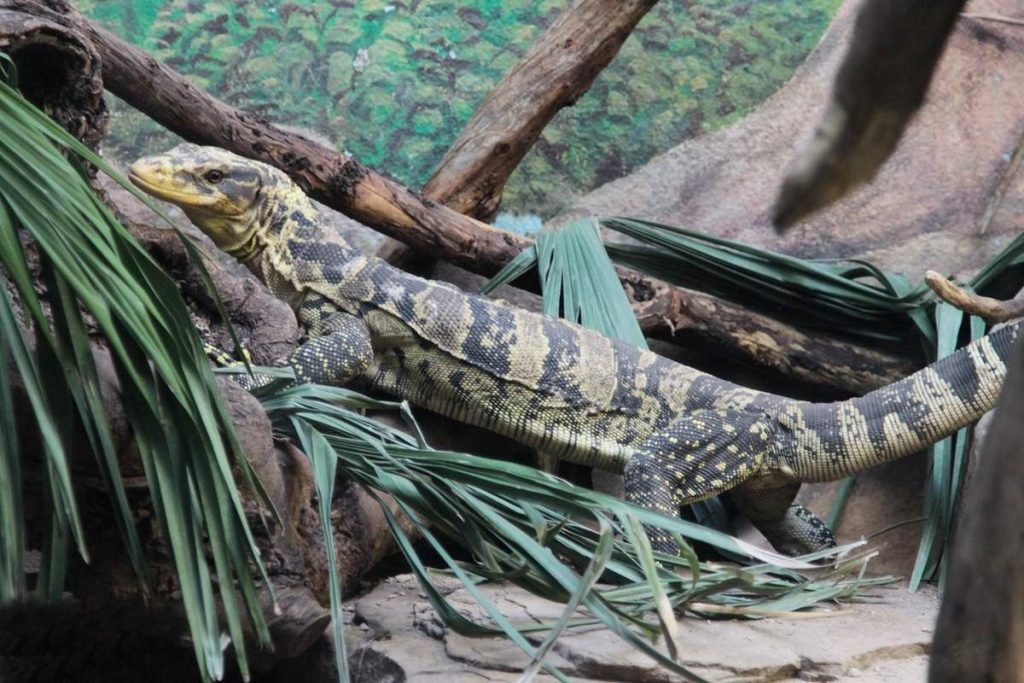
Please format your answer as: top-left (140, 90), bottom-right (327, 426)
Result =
top-left (204, 169), bottom-right (225, 183)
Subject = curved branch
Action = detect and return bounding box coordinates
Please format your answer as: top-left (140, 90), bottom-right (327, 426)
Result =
top-left (925, 271), bottom-right (1024, 323)
top-left (73, 10), bottom-right (915, 392)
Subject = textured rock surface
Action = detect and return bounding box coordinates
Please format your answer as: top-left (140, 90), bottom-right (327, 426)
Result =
top-left (333, 574), bottom-right (936, 682)
top-left (565, 0), bottom-right (1024, 282)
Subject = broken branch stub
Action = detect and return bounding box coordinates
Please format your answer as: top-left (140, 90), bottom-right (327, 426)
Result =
top-left (924, 270), bottom-right (1024, 324)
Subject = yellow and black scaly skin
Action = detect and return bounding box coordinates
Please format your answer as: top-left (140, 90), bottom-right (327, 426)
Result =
top-left (129, 144), bottom-right (1017, 556)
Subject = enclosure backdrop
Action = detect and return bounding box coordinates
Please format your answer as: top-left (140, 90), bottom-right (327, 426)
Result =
top-left (81, 0), bottom-right (839, 227)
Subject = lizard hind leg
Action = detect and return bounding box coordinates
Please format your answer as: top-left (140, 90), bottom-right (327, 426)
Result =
top-left (731, 480), bottom-right (836, 556)
top-left (623, 409), bottom-right (774, 554)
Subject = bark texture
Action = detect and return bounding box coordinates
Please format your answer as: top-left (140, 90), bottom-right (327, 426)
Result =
top-left (627, 275), bottom-right (917, 392)
top-left (0, 0), bottom-right (107, 149)
top-left (421, 0), bottom-right (659, 220)
top-left (66, 6), bottom-right (917, 392)
top-left (929, 335), bottom-right (1024, 681)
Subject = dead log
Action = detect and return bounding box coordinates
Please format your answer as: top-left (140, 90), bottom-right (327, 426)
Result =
top-left (0, 0), bottom-right (107, 149)
top-left (48, 5), bottom-right (915, 393)
top-left (11, 349), bottom-right (331, 671)
top-left (627, 276), bottom-right (917, 393)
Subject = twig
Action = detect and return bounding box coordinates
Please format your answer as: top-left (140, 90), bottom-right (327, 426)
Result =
top-left (925, 271), bottom-right (1024, 323)
top-left (688, 604), bottom-right (848, 619)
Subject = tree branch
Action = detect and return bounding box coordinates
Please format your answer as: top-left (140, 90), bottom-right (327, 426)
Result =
top-left (930, 335), bottom-right (1024, 680)
top-left (71, 10), bottom-right (915, 392)
top-left (925, 270), bottom-right (1024, 323)
top-left (379, 0), bottom-right (657, 265)
top-left (772, 0), bottom-right (967, 229)
top-left (960, 12), bottom-right (1024, 28)
top-left (422, 0), bottom-right (659, 220)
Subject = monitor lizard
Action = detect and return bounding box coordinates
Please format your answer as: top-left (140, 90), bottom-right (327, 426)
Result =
top-left (129, 144), bottom-right (1016, 556)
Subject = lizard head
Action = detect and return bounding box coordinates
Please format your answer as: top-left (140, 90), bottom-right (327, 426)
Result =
top-left (129, 143), bottom-right (284, 257)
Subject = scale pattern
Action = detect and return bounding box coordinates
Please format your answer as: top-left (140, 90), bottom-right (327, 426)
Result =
top-left (129, 144), bottom-right (1018, 555)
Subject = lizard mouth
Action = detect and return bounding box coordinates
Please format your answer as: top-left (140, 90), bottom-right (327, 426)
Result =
top-left (127, 168), bottom-right (177, 200)
top-left (128, 168), bottom-right (218, 211)
top-left (126, 168), bottom-right (151, 190)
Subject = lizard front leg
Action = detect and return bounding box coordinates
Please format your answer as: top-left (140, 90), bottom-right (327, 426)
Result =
top-left (288, 297), bottom-right (374, 386)
top-left (623, 408), bottom-right (773, 554)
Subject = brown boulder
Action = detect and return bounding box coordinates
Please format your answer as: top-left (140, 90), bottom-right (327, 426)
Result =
top-left (568, 0), bottom-right (1024, 281)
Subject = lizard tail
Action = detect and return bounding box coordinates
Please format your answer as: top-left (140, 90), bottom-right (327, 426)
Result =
top-left (783, 320), bottom-right (1019, 482)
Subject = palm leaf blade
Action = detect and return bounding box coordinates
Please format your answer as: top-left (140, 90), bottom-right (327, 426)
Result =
top-left (260, 381), bottom-right (881, 681)
top-left (0, 68), bottom-right (272, 680)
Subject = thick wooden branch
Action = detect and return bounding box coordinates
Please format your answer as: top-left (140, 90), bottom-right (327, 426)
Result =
top-left (71, 10), bottom-right (915, 392)
top-left (82, 21), bottom-right (524, 264)
top-left (379, 0), bottom-right (656, 265)
top-left (627, 276), bottom-right (917, 392)
top-left (422, 0), bottom-right (658, 220)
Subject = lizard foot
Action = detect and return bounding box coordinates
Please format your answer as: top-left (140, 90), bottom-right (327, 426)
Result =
top-left (623, 408), bottom-right (774, 555)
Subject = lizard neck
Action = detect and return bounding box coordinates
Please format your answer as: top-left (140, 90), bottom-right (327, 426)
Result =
top-left (242, 181), bottom-right (365, 305)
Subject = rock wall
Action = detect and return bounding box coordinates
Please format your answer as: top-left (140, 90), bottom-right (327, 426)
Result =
top-left (568, 0), bottom-right (1024, 282)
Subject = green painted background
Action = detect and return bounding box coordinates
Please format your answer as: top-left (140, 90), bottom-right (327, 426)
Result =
top-left (82, 0), bottom-right (839, 222)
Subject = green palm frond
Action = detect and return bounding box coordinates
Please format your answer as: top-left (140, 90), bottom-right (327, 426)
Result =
top-left (481, 218), bottom-right (645, 346)
top-left (601, 217), bottom-right (937, 346)
top-left (290, 413), bottom-right (350, 681)
top-left (256, 381), bottom-right (886, 681)
top-left (601, 215), bottom-right (1024, 345)
top-left (597, 217), bottom-right (1024, 587)
top-left (0, 63), bottom-right (270, 681)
